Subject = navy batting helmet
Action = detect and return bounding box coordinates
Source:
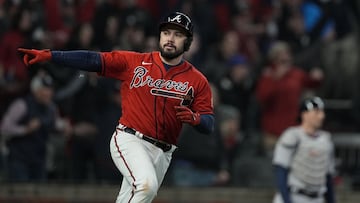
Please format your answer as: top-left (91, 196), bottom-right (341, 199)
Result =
top-left (299, 97), bottom-right (325, 113)
top-left (297, 96), bottom-right (325, 123)
top-left (159, 12), bottom-right (193, 36)
top-left (159, 11), bottom-right (194, 51)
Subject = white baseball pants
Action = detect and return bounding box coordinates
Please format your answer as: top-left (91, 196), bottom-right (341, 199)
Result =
top-left (110, 127), bottom-right (176, 203)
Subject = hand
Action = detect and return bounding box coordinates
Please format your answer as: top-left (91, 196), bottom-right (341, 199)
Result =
top-left (26, 118), bottom-right (41, 134)
top-left (309, 67), bottom-right (324, 81)
top-left (17, 48), bottom-right (51, 66)
top-left (174, 106), bottom-right (201, 126)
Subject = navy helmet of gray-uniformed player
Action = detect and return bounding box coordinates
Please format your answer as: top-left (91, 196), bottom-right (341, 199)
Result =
top-left (272, 97), bottom-right (336, 203)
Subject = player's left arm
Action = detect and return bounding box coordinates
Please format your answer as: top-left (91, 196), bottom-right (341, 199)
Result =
top-left (175, 74), bottom-right (214, 134)
top-left (174, 107), bottom-right (214, 134)
top-left (196, 114), bottom-right (214, 134)
top-left (325, 135), bottom-right (336, 203)
top-left (325, 174), bottom-right (336, 203)
top-left (274, 165), bottom-right (291, 203)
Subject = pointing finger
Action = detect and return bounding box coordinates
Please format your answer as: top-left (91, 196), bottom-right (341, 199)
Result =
top-left (17, 48), bottom-right (33, 54)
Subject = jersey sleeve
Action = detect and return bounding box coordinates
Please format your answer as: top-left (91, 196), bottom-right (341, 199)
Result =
top-left (191, 75), bottom-right (213, 115)
top-left (99, 51), bottom-right (131, 80)
top-left (273, 128), bottom-right (299, 168)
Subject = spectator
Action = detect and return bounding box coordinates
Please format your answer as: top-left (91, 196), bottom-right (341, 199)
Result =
top-left (230, 1), bottom-right (266, 64)
top-left (319, 0), bottom-right (357, 100)
top-left (176, 0), bottom-right (220, 47)
top-left (217, 105), bottom-right (243, 185)
top-left (67, 72), bottom-right (102, 183)
top-left (98, 15), bottom-right (121, 51)
top-left (0, 8), bottom-right (33, 118)
top-left (48, 22), bottom-right (96, 117)
top-left (92, 0), bottom-right (123, 50)
top-left (67, 22), bottom-right (95, 50)
top-left (0, 72), bottom-right (67, 182)
top-left (118, 1), bottom-right (154, 51)
top-left (214, 54), bottom-right (254, 131)
top-left (43, 0), bottom-right (73, 49)
top-left (119, 19), bottom-right (147, 52)
top-left (93, 79), bottom-right (122, 183)
top-left (74, 0), bottom-right (97, 24)
top-left (275, 0), bottom-right (336, 69)
top-left (255, 41), bottom-right (323, 155)
top-left (203, 30), bottom-right (241, 82)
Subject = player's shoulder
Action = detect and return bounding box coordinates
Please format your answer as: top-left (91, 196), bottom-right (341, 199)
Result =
top-left (317, 129), bottom-right (332, 140)
top-left (278, 126), bottom-right (302, 145)
top-left (282, 126), bottom-right (302, 136)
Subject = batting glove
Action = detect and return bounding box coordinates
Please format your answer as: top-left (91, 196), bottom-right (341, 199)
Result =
top-left (17, 48), bottom-right (52, 66)
top-left (174, 106), bottom-right (201, 126)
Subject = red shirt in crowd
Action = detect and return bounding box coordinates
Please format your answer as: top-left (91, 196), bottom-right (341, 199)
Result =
top-left (256, 67), bottom-right (321, 136)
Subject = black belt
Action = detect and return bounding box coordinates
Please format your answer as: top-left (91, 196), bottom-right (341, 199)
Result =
top-left (290, 187), bottom-right (320, 198)
top-left (123, 127), bottom-right (172, 152)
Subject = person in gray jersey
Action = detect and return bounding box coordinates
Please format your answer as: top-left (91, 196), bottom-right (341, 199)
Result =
top-left (272, 96), bottom-right (336, 203)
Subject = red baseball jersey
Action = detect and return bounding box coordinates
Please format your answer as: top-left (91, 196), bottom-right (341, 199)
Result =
top-left (99, 51), bottom-right (213, 144)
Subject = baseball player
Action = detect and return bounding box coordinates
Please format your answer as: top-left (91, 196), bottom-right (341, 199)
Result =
top-left (272, 97), bottom-right (336, 203)
top-left (18, 11), bottom-right (214, 203)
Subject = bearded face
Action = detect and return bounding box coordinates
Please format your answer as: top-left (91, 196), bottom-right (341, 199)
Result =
top-left (159, 27), bottom-right (187, 60)
top-left (159, 43), bottom-right (185, 60)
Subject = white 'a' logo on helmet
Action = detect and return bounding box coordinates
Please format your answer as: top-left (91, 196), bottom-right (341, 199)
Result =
top-left (168, 15), bottom-right (182, 23)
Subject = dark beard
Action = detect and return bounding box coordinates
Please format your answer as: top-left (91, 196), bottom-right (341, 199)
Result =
top-left (159, 45), bottom-right (184, 60)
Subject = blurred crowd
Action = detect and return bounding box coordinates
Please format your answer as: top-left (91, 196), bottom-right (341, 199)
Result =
top-left (0, 0), bottom-right (359, 188)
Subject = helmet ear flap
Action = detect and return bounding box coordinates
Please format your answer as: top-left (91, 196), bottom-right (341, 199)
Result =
top-left (184, 36), bottom-right (193, 51)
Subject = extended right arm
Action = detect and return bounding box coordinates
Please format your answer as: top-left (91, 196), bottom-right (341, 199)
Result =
top-left (17, 48), bottom-right (102, 72)
top-left (52, 51), bottom-right (102, 72)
